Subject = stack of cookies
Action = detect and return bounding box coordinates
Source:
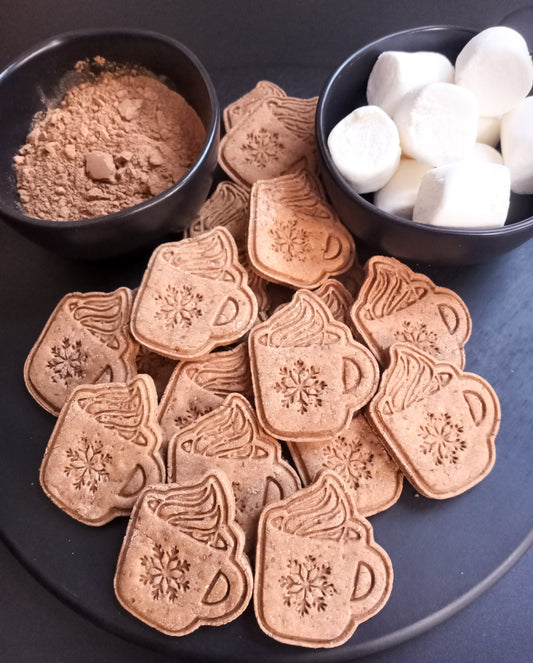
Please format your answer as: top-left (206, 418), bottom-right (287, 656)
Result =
top-left (23, 80), bottom-right (500, 649)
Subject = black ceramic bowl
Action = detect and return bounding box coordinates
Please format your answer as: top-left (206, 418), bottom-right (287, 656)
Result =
top-left (0, 29), bottom-right (220, 260)
top-left (316, 25), bottom-right (533, 265)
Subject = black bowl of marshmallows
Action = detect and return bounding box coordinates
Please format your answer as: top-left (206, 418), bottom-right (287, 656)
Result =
top-left (316, 20), bottom-right (533, 264)
top-left (0, 29), bottom-right (220, 260)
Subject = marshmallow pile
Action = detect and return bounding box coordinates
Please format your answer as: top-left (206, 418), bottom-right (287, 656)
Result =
top-left (327, 26), bottom-right (533, 229)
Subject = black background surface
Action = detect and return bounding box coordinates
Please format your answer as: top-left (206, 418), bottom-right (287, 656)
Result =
top-left (1, 1), bottom-right (532, 662)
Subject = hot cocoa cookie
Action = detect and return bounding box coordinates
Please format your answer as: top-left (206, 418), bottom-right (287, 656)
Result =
top-left (114, 472), bottom-right (253, 635)
top-left (314, 278), bottom-right (354, 327)
top-left (187, 180), bottom-right (269, 319)
top-left (223, 80), bottom-right (286, 132)
top-left (351, 256), bottom-right (472, 368)
top-left (219, 95), bottom-right (318, 187)
top-left (168, 393), bottom-right (301, 554)
top-left (249, 290), bottom-right (379, 442)
top-left (369, 343), bottom-right (500, 499)
top-left (130, 227), bottom-right (258, 359)
top-left (254, 471), bottom-right (393, 648)
top-left (40, 374), bottom-right (165, 525)
top-left (25, 287), bottom-right (138, 415)
top-left (286, 411), bottom-right (403, 517)
top-left (248, 169), bottom-right (356, 289)
top-left (158, 342), bottom-right (252, 452)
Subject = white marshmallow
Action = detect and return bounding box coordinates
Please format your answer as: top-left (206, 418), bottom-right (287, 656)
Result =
top-left (465, 143), bottom-right (503, 165)
top-left (374, 158), bottom-right (433, 218)
top-left (367, 51), bottom-right (454, 117)
top-left (393, 82), bottom-right (478, 166)
top-left (476, 115), bottom-right (501, 146)
top-left (327, 105), bottom-right (401, 194)
top-left (413, 161), bottom-right (510, 229)
top-left (501, 96), bottom-right (533, 193)
top-left (455, 26), bottom-right (533, 117)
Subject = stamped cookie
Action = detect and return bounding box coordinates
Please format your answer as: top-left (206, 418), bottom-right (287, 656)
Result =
top-left (168, 393), bottom-right (301, 553)
top-left (131, 227), bottom-right (258, 360)
top-left (369, 343), bottom-right (500, 499)
top-left (223, 80), bottom-right (286, 132)
top-left (286, 411), bottom-right (403, 517)
top-left (351, 256), bottom-right (472, 368)
top-left (219, 95), bottom-right (318, 187)
top-left (254, 471), bottom-right (393, 648)
top-left (114, 471), bottom-right (253, 635)
top-left (25, 287), bottom-right (138, 415)
top-left (187, 180), bottom-right (269, 319)
top-left (40, 374), bottom-right (165, 525)
top-left (314, 278), bottom-right (354, 327)
top-left (248, 170), bottom-right (356, 289)
top-left (158, 342), bottom-right (252, 451)
top-left (249, 290), bottom-right (379, 442)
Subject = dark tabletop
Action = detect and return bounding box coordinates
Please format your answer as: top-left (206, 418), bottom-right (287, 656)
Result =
top-left (1, 2), bottom-right (532, 662)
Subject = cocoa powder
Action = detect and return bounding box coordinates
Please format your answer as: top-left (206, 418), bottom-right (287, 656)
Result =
top-left (14, 64), bottom-right (206, 221)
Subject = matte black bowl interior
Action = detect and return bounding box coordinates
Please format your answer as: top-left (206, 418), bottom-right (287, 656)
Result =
top-left (0, 29), bottom-right (220, 260)
top-left (316, 25), bottom-right (533, 265)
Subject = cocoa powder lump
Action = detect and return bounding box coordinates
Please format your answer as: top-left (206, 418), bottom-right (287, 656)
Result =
top-left (14, 66), bottom-right (206, 221)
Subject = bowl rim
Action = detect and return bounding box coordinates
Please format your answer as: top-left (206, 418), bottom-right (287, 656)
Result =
top-left (0, 27), bottom-right (220, 228)
top-left (315, 23), bottom-right (533, 239)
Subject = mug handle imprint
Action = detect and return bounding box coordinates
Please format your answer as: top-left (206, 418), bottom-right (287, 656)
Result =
top-left (349, 545), bottom-right (393, 622)
top-left (113, 455), bottom-right (165, 511)
top-left (197, 558), bottom-right (250, 621)
top-left (211, 292), bottom-right (256, 335)
top-left (435, 291), bottom-right (472, 346)
top-left (342, 351), bottom-right (379, 411)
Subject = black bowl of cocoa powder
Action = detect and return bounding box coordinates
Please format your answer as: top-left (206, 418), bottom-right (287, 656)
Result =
top-left (0, 29), bottom-right (220, 259)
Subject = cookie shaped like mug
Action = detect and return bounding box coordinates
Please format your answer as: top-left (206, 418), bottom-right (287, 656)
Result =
top-left (25, 287), bottom-right (138, 415)
top-left (131, 227), bottom-right (258, 360)
top-left (167, 393), bottom-right (301, 553)
top-left (369, 343), bottom-right (500, 499)
top-left (40, 375), bottom-right (165, 525)
top-left (254, 471), bottom-right (393, 648)
top-left (249, 290), bottom-right (379, 442)
top-left (351, 256), bottom-right (471, 368)
top-left (114, 472), bottom-right (252, 635)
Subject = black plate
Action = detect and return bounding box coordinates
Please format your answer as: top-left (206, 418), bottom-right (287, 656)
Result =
top-left (1, 2), bottom-right (532, 661)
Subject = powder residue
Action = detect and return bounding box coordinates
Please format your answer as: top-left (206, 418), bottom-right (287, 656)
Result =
top-left (14, 65), bottom-right (206, 221)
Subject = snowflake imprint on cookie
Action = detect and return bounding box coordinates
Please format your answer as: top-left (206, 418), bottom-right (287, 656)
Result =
top-left (393, 320), bottom-right (439, 354)
top-left (241, 128), bottom-right (284, 169)
top-left (418, 411), bottom-right (467, 465)
top-left (275, 359), bottom-right (327, 414)
top-left (140, 543), bottom-right (190, 602)
top-left (154, 284), bottom-right (203, 329)
top-left (47, 337), bottom-right (88, 386)
top-left (323, 436), bottom-right (375, 489)
top-left (268, 217), bottom-right (310, 262)
top-left (63, 436), bottom-right (111, 493)
top-left (279, 555), bottom-right (337, 617)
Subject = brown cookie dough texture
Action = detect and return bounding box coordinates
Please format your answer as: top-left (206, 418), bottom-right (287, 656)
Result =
top-left (130, 227), bottom-right (258, 360)
top-left (40, 374), bottom-right (165, 525)
top-left (114, 472), bottom-right (253, 635)
top-left (248, 290), bottom-right (379, 442)
top-left (369, 343), bottom-right (500, 498)
top-left (248, 169), bottom-right (356, 289)
top-left (254, 471), bottom-right (393, 648)
top-left (219, 95), bottom-right (318, 187)
top-left (167, 393), bottom-right (301, 554)
top-left (24, 287), bottom-right (138, 415)
top-left (351, 256), bottom-right (472, 368)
